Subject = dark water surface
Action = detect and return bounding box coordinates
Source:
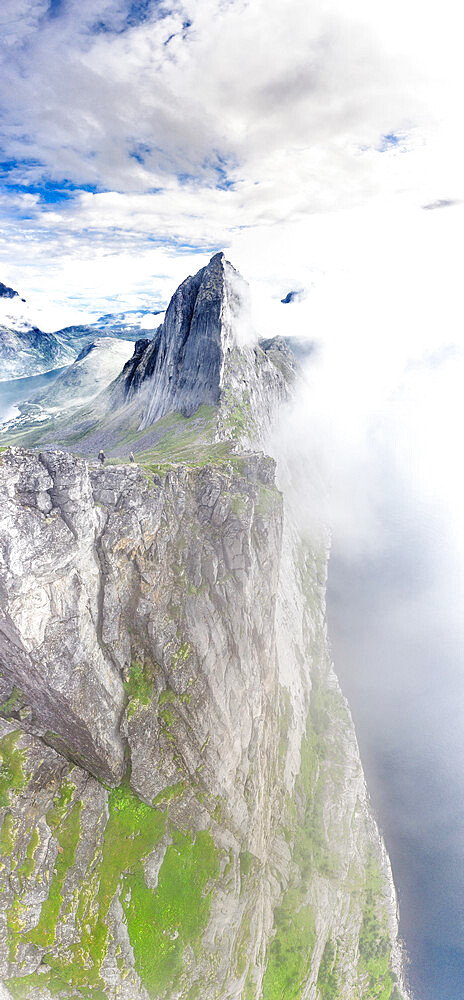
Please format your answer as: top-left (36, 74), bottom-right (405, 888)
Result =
top-left (327, 516), bottom-right (464, 1000)
top-left (0, 367), bottom-right (66, 424)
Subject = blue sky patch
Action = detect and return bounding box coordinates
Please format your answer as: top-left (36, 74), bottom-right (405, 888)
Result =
top-left (379, 132), bottom-right (401, 151)
top-left (47, 0), bottom-right (65, 19)
top-left (94, 0), bottom-right (168, 35)
top-left (2, 178), bottom-right (98, 204)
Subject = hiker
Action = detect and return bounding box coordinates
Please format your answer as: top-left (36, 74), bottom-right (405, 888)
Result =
top-left (98, 450), bottom-right (105, 465)
top-left (129, 451), bottom-right (135, 463)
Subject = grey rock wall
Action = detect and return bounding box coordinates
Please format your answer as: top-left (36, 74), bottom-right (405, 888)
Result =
top-left (0, 446), bottom-right (409, 1000)
top-left (114, 253), bottom-right (297, 444)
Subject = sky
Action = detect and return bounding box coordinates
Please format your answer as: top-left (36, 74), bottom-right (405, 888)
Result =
top-left (0, 0), bottom-right (463, 323)
top-left (1, 2), bottom-right (464, 998)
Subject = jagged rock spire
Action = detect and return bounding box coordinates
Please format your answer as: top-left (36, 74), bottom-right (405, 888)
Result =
top-left (121, 252), bottom-right (248, 427)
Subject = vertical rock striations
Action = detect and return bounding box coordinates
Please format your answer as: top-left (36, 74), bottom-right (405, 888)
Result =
top-left (0, 255), bottom-right (409, 1000)
top-left (121, 252), bottom-right (243, 425)
top-left (115, 253), bottom-right (297, 447)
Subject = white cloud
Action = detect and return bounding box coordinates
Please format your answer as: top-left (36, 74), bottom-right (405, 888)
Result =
top-left (0, 0), bottom-right (463, 331)
top-left (227, 197), bottom-right (464, 562)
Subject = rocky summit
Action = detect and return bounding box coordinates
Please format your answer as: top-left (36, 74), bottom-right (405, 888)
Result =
top-left (0, 256), bottom-right (409, 1000)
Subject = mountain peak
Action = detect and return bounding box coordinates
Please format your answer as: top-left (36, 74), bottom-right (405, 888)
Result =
top-left (0, 280), bottom-right (20, 300)
top-left (118, 252), bottom-right (249, 428)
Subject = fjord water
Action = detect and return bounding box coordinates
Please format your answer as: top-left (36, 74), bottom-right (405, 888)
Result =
top-left (0, 367), bottom-right (66, 424)
top-left (327, 500), bottom-right (464, 1000)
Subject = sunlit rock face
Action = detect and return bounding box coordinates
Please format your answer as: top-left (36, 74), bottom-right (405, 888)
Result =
top-left (0, 256), bottom-right (409, 1000)
top-left (122, 252), bottom-right (245, 424)
top-left (116, 252), bottom-right (297, 444)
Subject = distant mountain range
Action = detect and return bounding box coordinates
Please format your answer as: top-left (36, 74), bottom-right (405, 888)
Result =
top-left (0, 280), bottom-right (24, 301)
top-left (53, 310), bottom-right (163, 356)
top-left (5, 338), bottom-right (135, 433)
top-left (0, 281), bottom-right (74, 380)
top-left (0, 280), bottom-right (163, 380)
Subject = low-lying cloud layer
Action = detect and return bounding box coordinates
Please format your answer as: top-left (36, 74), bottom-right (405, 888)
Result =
top-left (255, 203), bottom-right (464, 1000)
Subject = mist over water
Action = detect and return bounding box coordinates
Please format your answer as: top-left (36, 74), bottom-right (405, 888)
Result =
top-left (261, 214), bottom-right (464, 997)
top-left (327, 484), bottom-right (464, 1000)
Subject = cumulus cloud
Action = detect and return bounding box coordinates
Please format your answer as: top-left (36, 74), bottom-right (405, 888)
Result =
top-left (1, 0), bottom-right (463, 312)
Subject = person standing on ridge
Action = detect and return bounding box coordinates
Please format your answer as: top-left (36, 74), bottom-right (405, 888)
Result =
top-left (129, 451), bottom-right (135, 463)
top-left (98, 450), bottom-right (105, 465)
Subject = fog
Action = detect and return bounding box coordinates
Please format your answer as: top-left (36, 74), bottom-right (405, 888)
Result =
top-left (241, 203), bottom-right (464, 999)
top-left (327, 458), bottom-right (464, 1000)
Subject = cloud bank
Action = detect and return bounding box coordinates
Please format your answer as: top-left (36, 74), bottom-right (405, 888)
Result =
top-left (0, 0), bottom-right (463, 323)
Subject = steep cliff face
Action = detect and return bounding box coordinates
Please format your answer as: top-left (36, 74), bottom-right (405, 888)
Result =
top-left (109, 252), bottom-right (297, 449)
top-left (0, 255), bottom-right (296, 459)
top-left (0, 255), bottom-right (408, 1000)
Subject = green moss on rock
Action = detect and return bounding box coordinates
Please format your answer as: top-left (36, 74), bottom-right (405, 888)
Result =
top-left (8, 781), bottom-right (167, 996)
top-left (171, 642), bottom-right (193, 669)
top-left (0, 730), bottom-right (29, 808)
top-left (17, 826), bottom-right (40, 884)
top-left (121, 827), bottom-right (220, 995)
top-left (262, 890), bottom-right (316, 1000)
top-left (0, 687), bottom-right (25, 719)
top-left (358, 855), bottom-right (396, 1000)
top-left (317, 939), bottom-right (339, 1000)
top-left (124, 660), bottom-right (155, 718)
top-left (152, 780), bottom-right (187, 807)
top-left (27, 797), bottom-right (82, 948)
top-left (0, 810), bottom-right (16, 856)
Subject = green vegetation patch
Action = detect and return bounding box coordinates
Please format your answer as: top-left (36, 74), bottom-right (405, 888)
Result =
top-left (230, 493), bottom-right (248, 518)
top-left (124, 659), bottom-right (155, 719)
top-left (223, 401), bottom-right (254, 440)
top-left (261, 889), bottom-right (316, 1000)
top-left (171, 642), bottom-right (193, 669)
top-left (27, 787), bottom-right (81, 949)
top-left (152, 780), bottom-right (187, 807)
top-left (262, 679), bottom-right (341, 1000)
top-left (291, 681), bottom-right (339, 881)
top-left (17, 826), bottom-right (40, 884)
top-left (121, 827), bottom-right (220, 994)
top-left (158, 687), bottom-right (177, 706)
top-left (234, 908), bottom-right (252, 978)
top-left (7, 780), bottom-right (166, 996)
top-left (358, 855), bottom-right (396, 1000)
top-left (317, 939), bottom-right (339, 1000)
top-left (256, 484), bottom-right (281, 519)
top-left (0, 687), bottom-right (25, 720)
top-left (0, 810), bottom-right (16, 856)
top-left (0, 729), bottom-right (29, 808)
top-left (239, 849), bottom-right (255, 883)
top-left (134, 405), bottom-right (237, 470)
top-left (7, 899), bottom-right (28, 962)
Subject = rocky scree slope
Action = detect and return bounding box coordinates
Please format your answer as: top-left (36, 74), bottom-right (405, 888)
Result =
top-left (0, 256), bottom-right (409, 1000)
top-left (4, 339), bottom-right (135, 434)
